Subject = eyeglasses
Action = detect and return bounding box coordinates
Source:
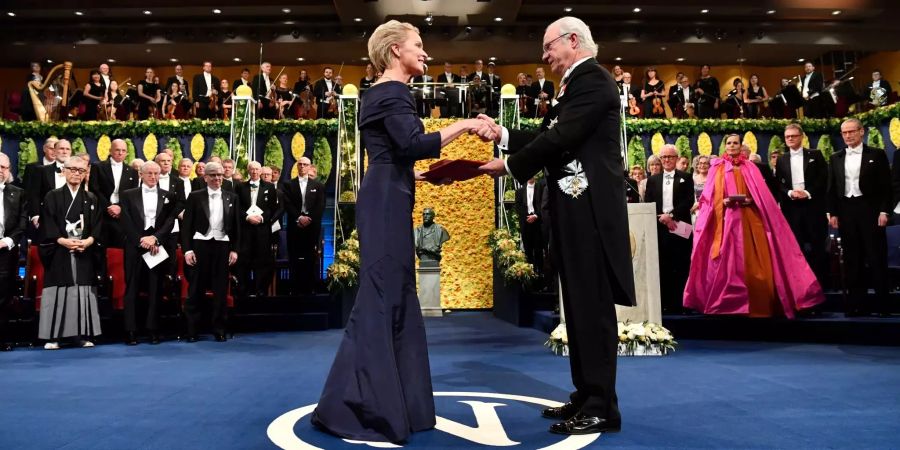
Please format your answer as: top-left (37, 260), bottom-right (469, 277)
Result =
top-left (542, 33), bottom-right (571, 53)
top-left (298, 163), bottom-right (311, 166)
top-left (784, 134), bottom-right (802, 139)
top-left (65, 167), bottom-right (87, 174)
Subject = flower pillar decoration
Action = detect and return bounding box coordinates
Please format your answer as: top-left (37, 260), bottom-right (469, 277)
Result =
top-left (229, 84), bottom-right (256, 177)
top-left (334, 83), bottom-right (360, 246)
top-left (497, 83), bottom-right (520, 230)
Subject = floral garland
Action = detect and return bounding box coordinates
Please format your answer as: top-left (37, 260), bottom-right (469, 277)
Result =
top-left (545, 320), bottom-right (677, 357)
top-left (326, 230), bottom-right (360, 291)
top-left (487, 229), bottom-right (537, 285)
top-left (0, 118), bottom-right (337, 139)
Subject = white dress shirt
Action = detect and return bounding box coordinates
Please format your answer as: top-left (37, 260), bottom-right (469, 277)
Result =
top-left (179, 176), bottom-right (192, 198)
top-left (843, 145), bottom-right (863, 198)
top-left (0, 184), bottom-right (12, 249)
top-left (141, 186), bottom-right (158, 230)
top-left (802, 73), bottom-right (812, 98)
top-left (681, 86), bottom-right (691, 103)
top-left (54, 162), bottom-right (66, 189)
top-left (158, 172), bottom-right (171, 191)
top-left (110, 160), bottom-right (123, 204)
top-left (444, 72), bottom-right (453, 82)
top-left (788, 148), bottom-right (809, 198)
top-left (204, 72), bottom-right (212, 96)
top-left (193, 188), bottom-right (228, 241)
top-left (526, 183), bottom-right (535, 215)
top-left (298, 176), bottom-right (309, 214)
top-left (42, 157), bottom-right (54, 166)
top-left (263, 74), bottom-right (271, 92)
top-left (662, 170), bottom-right (675, 214)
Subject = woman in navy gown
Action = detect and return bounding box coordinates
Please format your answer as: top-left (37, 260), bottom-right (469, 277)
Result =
top-left (311, 20), bottom-right (487, 443)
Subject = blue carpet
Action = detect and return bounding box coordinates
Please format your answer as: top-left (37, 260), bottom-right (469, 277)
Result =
top-left (2, 312), bottom-right (899, 449)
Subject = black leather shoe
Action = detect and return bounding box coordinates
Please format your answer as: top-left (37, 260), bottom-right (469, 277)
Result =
top-left (186, 335), bottom-right (199, 343)
top-left (542, 402), bottom-right (581, 420)
top-left (214, 334), bottom-right (227, 342)
top-left (150, 334), bottom-right (160, 345)
top-left (125, 332), bottom-right (138, 346)
top-left (549, 413), bottom-right (621, 435)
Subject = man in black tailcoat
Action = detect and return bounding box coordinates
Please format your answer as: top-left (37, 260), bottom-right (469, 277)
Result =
top-left (0, 154), bottom-right (26, 351)
top-left (828, 118), bottom-right (891, 316)
top-left (236, 161), bottom-right (280, 297)
top-left (478, 17), bottom-right (636, 436)
top-left (279, 157), bottom-right (325, 295)
top-left (118, 161), bottom-right (176, 345)
top-left (89, 139), bottom-right (139, 250)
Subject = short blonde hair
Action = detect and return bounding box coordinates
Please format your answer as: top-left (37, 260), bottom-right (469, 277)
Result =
top-left (368, 20), bottom-right (419, 74)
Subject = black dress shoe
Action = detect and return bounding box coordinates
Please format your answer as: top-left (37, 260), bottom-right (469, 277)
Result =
top-left (150, 334), bottom-right (160, 345)
top-left (125, 332), bottom-right (138, 346)
top-left (186, 335), bottom-right (199, 343)
top-left (214, 334), bottom-right (227, 342)
top-left (542, 402), bottom-right (581, 420)
top-left (549, 413), bottom-right (621, 435)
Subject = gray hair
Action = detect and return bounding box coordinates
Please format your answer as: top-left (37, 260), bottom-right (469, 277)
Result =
top-left (179, 158), bottom-right (193, 166)
top-left (550, 16), bottom-right (598, 57)
top-left (842, 117), bottom-right (863, 130)
top-left (248, 161), bottom-right (262, 170)
top-left (659, 144), bottom-right (678, 155)
top-left (141, 161), bottom-right (161, 174)
top-left (205, 161), bottom-right (223, 174)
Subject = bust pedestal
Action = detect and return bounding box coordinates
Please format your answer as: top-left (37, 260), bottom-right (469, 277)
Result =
top-left (416, 262), bottom-right (443, 317)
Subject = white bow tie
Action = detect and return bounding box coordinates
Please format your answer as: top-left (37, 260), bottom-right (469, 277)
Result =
top-left (142, 187), bottom-right (157, 194)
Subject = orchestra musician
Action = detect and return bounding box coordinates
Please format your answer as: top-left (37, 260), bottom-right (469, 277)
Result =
top-left (81, 70), bottom-right (106, 121)
top-left (162, 81), bottom-right (188, 120)
top-left (743, 74), bottom-right (770, 119)
top-left (724, 78), bottom-right (746, 119)
top-left (360, 63), bottom-right (376, 91)
top-left (800, 61), bottom-right (825, 118)
top-left (313, 67), bottom-right (338, 119)
top-left (218, 79), bottom-right (232, 119)
top-left (865, 69), bottom-right (893, 110)
top-left (621, 72), bottom-right (642, 118)
top-left (192, 61), bottom-right (220, 120)
top-left (694, 64), bottom-right (720, 119)
top-left (515, 72), bottom-right (530, 116)
top-left (104, 80), bottom-right (125, 121)
top-left (640, 67), bottom-right (666, 119)
top-left (252, 62), bottom-right (277, 119)
top-left (137, 67), bottom-right (161, 120)
top-left (484, 61), bottom-right (502, 117)
top-left (613, 65), bottom-right (625, 86)
top-left (668, 74), bottom-right (697, 119)
top-left (438, 62), bottom-right (460, 118)
top-left (233, 68), bottom-right (251, 90)
top-left (528, 67), bottom-right (555, 118)
top-left (20, 62), bottom-right (43, 121)
top-left (99, 63), bottom-right (112, 91)
top-left (275, 73), bottom-right (296, 119)
top-left (165, 64), bottom-right (190, 98)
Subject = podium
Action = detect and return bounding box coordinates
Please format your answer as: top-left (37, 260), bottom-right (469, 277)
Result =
top-left (615, 203), bottom-right (663, 324)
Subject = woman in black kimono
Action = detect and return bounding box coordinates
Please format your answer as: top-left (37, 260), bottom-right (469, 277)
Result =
top-left (311, 20), bottom-right (485, 443)
top-left (38, 156), bottom-right (102, 350)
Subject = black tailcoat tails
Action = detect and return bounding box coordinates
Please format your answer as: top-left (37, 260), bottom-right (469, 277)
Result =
top-left (504, 58), bottom-right (635, 421)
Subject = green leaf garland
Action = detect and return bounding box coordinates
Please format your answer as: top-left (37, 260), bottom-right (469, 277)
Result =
top-left (264, 135), bottom-right (284, 172)
top-left (313, 135), bottom-right (332, 183)
top-left (17, 138), bottom-right (37, 180)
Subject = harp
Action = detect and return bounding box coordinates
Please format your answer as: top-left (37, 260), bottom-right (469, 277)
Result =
top-left (28, 61), bottom-right (73, 122)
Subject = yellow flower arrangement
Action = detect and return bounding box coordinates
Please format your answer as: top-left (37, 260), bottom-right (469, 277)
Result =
top-left (96, 135), bottom-right (111, 161)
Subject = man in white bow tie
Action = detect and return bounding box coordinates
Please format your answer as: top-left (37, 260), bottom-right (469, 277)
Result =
top-left (118, 161), bottom-right (177, 345)
top-left (237, 161), bottom-right (280, 298)
top-left (279, 157), bottom-right (325, 295)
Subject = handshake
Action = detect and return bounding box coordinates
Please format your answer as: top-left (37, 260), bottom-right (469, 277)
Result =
top-left (462, 114), bottom-right (510, 178)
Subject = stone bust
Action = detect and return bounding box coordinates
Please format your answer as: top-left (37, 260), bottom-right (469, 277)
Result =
top-left (414, 207), bottom-right (451, 267)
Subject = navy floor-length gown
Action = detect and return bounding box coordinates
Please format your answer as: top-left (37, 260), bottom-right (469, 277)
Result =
top-left (311, 81), bottom-right (442, 443)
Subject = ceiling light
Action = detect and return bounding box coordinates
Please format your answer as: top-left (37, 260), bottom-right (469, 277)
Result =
top-left (426, 56), bottom-right (433, 61)
top-left (145, 48), bottom-right (151, 53)
top-left (736, 58), bottom-right (747, 62)
top-left (494, 17), bottom-right (503, 22)
top-left (212, 9), bottom-right (221, 14)
top-left (489, 56), bottom-right (497, 61)
top-left (798, 58), bottom-right (805, 62)
top-left (297, 57), bottom-right (305, 62)
top-left (425, 12), bottom-right (434, 25)
top-left (564, 7), bottom-right (573, 13)
top-left (633, 7), bottom-right (641, 13)
top-left (767, 10), bottom-right (776, 15)
top-left (831, 10), bottom-right (841, 15)
top-left (107, 58), bottom-right (116, 63)
top-left (354, 17), bottom-right (362, 22)
top-left (700, 9), bottom-right (709, 14)
top-left (46, 59), bottom-right (53, 63)
top-left (143, 10), bottom-right (152, 15)
top-left (7, 12), bottom-right (15, 17)
top-left (169, 58), bottom-right (178, 62)
top-left (282, 8), bottom-right (291, 14)
top-left (614, 57), bottom-right (622, 61)
top-left (361, 57), bottom-right (369, 61)
top-left (75, 11), bottom-right (84, 16)
top-left (283, 21), bottom-right (295, 25)
top-left (676, 57), bottom-right (685, 62)
top-left (233, 57), bottom-right (242, 62)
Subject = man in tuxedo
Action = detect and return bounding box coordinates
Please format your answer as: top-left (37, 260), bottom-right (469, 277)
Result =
top-left (477, 17), bottom-right (635, 436)
top-left (666, 72), bottom-right (685, 103)
top-left (252, 62), bottom-right (276, 119)
top-left (410, 73), bottom-right (434, 118)
top-left (775, 124), bottom-right (829, 285)
top-left (221, 159), bottom-right (237, 192)
top-left (21, 137), bottom-right (57, 189)
top-left (800, 61), bottom-right (825, 118)
top-left (644, 144), bottom-right (694, 313)
top-left (668, 74), bottom-right (698, 119)
top-left (166, 64), bottom-right (189, 99)
top-left (30, 139), bottom-right (72, 229)
top-left (181, 162), bottom-right (239, 342)
top-left (99, 63), bottom-right (112, 91)
top-left (620, 72), bottom-right (641, 118)
top-left (515, 177), bottom-right (546, 282)
top-left (865, 69), bottom-right (893, 109)
top-left (118, 161), bottom-right (177, 345)
top-left (237, 162), bottom-right (280, 297)
top-left (153, 152), bottom-right (174, 192)
top-left (438, 62), bottom-right (460, 118)
top-left (529, 67), bottom-right (555, 118)
top-left (484, 61), bottom-right (502, 116)
top-left (313, 67), bottom-right (338, 119)
top-left (828, 118), bottom-right (891, 316)
top-left (90, 139), bottom-right (139, 250)
top-left (192, 61), bottom-right (220, 120)
top-left (280, 157), bottom-right (325, 295)
top-left (233, 68), bottom-right (251, 91)
top-left (0, 154), bottom-right (26, 351)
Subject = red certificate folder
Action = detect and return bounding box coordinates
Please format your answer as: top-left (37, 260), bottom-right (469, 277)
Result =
top-left (421, 159), bottom-right (486, 182)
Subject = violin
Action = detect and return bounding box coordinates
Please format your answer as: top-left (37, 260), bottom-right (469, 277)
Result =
top-left (537, 94), bottom-right (549, 117)
top-left (628, 96), bottom-right (641, 116)
top-left (209, 89), bottom-right (219, 114)
top-left (165, 94), bottom-right (177, 119)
